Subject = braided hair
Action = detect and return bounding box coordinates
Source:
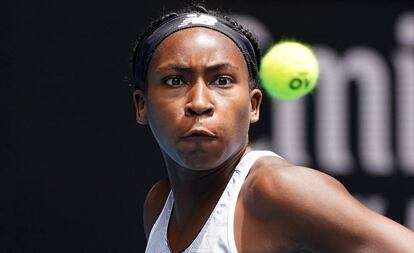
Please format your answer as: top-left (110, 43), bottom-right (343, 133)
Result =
top-left (129, 4), bottom-right (262, 90)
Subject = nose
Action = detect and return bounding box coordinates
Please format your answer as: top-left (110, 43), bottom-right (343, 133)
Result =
top-left (184, 80), bottom-right (214, 117)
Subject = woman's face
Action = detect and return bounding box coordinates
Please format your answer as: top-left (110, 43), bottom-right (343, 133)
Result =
top-left (135, 27), bottom-right (262, 170)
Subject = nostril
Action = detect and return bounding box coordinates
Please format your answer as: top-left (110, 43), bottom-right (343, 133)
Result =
top-left (204, 108), bottom-right (213, 115)
top-left (185, 106), bottom-right (213, 116)
top-left (186, 107), bottom-right (197, 116)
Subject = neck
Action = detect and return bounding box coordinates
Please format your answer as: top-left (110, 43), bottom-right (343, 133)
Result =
top-left (162, 146), bottom-right (251, 221)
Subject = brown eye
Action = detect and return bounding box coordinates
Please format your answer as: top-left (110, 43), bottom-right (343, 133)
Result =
top-left (214, 76), bottom-right (232, 86)
top-left (164, 76), bottom-right (185, 86)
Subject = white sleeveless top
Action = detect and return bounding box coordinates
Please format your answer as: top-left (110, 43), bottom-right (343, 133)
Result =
top-left (145, 150), bottom-right (281, 253)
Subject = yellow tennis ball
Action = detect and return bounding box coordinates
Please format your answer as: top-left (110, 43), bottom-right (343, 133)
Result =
top-left (259, 41), bottom-right (319, 100)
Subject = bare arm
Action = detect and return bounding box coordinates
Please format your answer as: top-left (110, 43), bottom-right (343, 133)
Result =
top-left (249, 162), bottom-right (414, 252)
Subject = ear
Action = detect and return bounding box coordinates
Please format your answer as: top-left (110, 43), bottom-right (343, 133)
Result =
top-left (133, 89), bottom-right (148, 125)
top-left (249, 88), bottom-right (262, 123)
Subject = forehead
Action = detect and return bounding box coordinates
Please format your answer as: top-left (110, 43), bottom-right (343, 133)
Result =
top-left (149, 27), bottom-right (247, 70)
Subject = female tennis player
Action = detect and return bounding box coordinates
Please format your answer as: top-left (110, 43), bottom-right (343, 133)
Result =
top-left (131, 4), bottom-right (414, 253)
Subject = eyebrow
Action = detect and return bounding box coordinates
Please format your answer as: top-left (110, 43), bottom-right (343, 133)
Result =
top-left (156, 62), bottom-right (240, 74)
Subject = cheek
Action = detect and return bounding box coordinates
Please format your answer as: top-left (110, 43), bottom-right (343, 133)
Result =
top-left (219, 94), bottom-right (252, 134)
top-left (235, 102), bottom-right (252, 133)
top-left (146, 95), bottom-right (183, 136)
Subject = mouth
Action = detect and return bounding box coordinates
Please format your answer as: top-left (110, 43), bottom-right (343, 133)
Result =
top-left (182, 128), bottom-right (216, 138)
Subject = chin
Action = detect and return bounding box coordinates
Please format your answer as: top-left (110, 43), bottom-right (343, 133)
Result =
top-left (164, 139), bottom-right (247, 171)
top-left (179, 150), bottom-right (224, 171)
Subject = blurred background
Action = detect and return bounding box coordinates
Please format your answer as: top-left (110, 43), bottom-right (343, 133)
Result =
top-left (1, 0), bottom-right (414, 252)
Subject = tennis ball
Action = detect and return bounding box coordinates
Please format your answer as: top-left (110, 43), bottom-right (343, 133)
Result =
top-left (259, 41), bottom-right (319, 100)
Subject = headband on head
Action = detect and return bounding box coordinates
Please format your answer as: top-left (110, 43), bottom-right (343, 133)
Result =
top-left (133, 13), bottom-right (259, 89)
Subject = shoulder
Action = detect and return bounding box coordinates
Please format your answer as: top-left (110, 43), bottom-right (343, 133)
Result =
top-left (143, 178), bottom-right (170, 240)
top-left (244, 155), bottom-right (347, 218)
top-left (241, 155), bottom-right (414, 252)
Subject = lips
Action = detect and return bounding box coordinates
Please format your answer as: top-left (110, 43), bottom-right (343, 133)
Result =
top-left (182, 127), bottom-right (216, 138)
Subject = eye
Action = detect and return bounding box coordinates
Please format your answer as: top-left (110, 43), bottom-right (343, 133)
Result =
top-left (164, 76), bottom-right (185, 86)
top-left (213, 76), bottom-right (233, 86)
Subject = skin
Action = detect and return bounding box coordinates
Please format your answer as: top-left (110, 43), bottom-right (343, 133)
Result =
top-left (134, 27), bottom-right (414, 253)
